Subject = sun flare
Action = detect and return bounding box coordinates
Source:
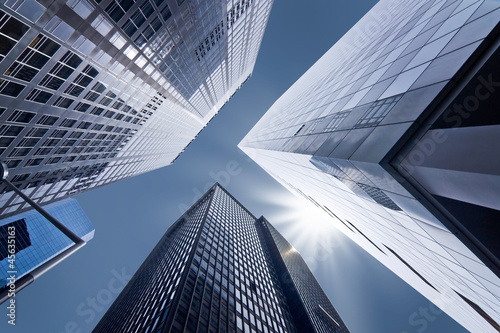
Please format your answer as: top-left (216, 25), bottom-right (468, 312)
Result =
top-left (261, 190), bottom-right (345, 258)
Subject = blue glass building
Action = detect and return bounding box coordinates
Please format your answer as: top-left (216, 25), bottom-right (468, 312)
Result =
top-left (0, 198), bottom-right (94, 288)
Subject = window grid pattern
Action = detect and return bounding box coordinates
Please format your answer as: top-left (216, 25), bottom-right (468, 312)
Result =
top-left (0, 218), bottom-right (31, 261)
top-left (94, 185), bottom-right (345, 333)
top-left (93, 189), bottom-right (213, 333)
top-left (0, 0), bottom-right (273, 217)
top-left (356, 183), bottom-right (402, 211)
top-left (353, 94), bottom-right (403, 128)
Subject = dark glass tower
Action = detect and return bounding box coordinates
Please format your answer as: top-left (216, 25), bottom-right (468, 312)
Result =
top-left (93, 183), bottom-right (349, 333)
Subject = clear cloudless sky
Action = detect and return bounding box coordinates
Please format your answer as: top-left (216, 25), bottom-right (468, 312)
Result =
top-left (1, 1), bottom-right (470, 332)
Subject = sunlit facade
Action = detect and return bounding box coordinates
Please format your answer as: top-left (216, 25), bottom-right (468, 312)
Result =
top-left (93, 184), bottom-right (349, 333)
top-left (0, 198), bottom-right (94, 289)
top-left (0, 0), bottom-right (273, 217)
top-left (240, 1), bottom-right (500, 332)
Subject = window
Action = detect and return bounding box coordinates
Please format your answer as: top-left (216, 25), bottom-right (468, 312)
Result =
top-left (44, 16), bottom-right (74, 41)
top-left (85, 91), bottom-right (100, 101)
top-left (104, 110), bottom-right (115, 118)
top-left (194, 20), bottom-right (224, 61)
top-left (5, 34), bottom-right (60, 82)
top-left (90, 107), bottom-right (104, 115)
top-left (0, 125), bottom-right (24, 137)
top-left (65, 84), bottom-right (84, 96)
top-left (11, 173), bottom-right (30, 182)
top-left (74, 102), bottom-right (91, 112)
top-left (6, 159), bottom-right (21, 168)
top-left (0, 79), bottom-right (25, 97)
top-left (133, 17), bottom-right (163, 48)
top-left (92, 15), bottom-right (113, 36)
top-left (37, 115), bottom-right (58, 125)
top-left (354, 95), bottom-right (402, 128)
top-left (34, 147), bottom-right (52, 156)
top-left (51, 129), bottom-right (67, 138)
top-left (92, 82), bottom-right (106, 93)
top-left (61, 119), bottom-right (77, 127)
top-left (0, 219), bottom-right (31, 260)
top-left (74, 65), bottom-right (98, 86)
top-left (7, 110), bottom-right (35, 123)
top-left (161, 5), bottom-right (171, 21)
top-left (12, 0), bottom-right (46, 22)
top-left (356, 183), bottom-right (402, 211)
top-left (25, 158), bottom-right (43, 166)
top-left (0, 12), bottom-right (30, 61)
top-left (73, 36), bottom-right (95, 55)
top-left (106, 0), bottom-right (135, 23)
top-left (39, 74), bottom-right (64, 90)
top-left (77, 121), bottom-right (92, 129)
top-left (293, 124), bottom-right (305, 136)
top-left (0, 137), bottom-right (15, 148)
top-left (26, 88), bottom-right (53, 103)
top-left (53, 96), bottom-right (74, 108)
top-left (325, 111), bottom-right (350, 131)
top-left (47, 156), bottom-right (62, 164)
top-left (69, 131), bottom-right (83, 138)
top-left (66, 0), bottom-right (94, 19)
top-left (40, 51), bottom-right (83, 92)
top-left (40, 51), bottom-right (82, 91)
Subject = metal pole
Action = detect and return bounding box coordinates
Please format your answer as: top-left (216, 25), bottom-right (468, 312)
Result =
top-left (0, 162), bottom-right (86, 304)
top-left (0, 241), bottom-right (85, 304)
top-left (1, 178), bottom-right (83, 244)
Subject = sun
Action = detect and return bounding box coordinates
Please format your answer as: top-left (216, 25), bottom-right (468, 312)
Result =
top-left (261, 189), bottom-right (346, 259)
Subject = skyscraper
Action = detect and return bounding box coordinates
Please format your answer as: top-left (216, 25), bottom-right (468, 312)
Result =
top-left (0, 0), bottom-right (273, 217)
top-left (0, 198), bottom-right (94, 294)
top-left (93, 183), bottom-right (349, 333)
top-left (239, 1), bottom-right (500, 332)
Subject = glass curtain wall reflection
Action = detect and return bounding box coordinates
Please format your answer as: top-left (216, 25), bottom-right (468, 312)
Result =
top-left (0, 198), bottom-right (94, 289)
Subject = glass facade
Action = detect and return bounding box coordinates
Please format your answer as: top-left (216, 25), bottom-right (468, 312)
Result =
top-left (93, 184), bottom-right (349, 333)
top-left (0, 197), bottom-right (94, 288)
top-left (256, 217), bottom-right (348, 333)
top-left (0, 0), bottom-right (273, 217)
top-left (239, 1), bottom-right (500, 332)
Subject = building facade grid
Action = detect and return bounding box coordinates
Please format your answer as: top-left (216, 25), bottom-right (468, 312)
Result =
top-left (93, 184), bottom-right (350, 333)
top-left (0, 0), bottom-right (273, 217)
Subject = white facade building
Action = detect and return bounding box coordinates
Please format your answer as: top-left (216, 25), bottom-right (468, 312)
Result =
top-left (240, 1), bottom-right (500, 332)
top-left (0, 0), bottom-right (273, 217)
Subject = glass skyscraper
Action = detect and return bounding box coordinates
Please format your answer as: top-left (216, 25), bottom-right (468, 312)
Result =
top-left (93, 183), bottom-right (349, 333)
top-left (0, 0), bottom-right (273, 217)
top-left (0, 197), bottom-right (94, 290)
top-left (240, 1), bottom-right (500, 332)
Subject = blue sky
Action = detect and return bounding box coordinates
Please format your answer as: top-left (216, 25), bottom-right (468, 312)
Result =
top-left (1, 1), bottom-right (469, 332)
